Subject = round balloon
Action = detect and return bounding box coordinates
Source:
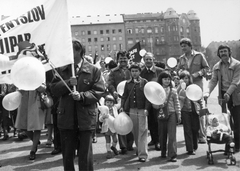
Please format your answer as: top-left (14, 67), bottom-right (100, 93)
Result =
top-left (105, 57), bottom-right (113, 64)
top-left (11, 57), bottom-right (45, 90)
top-left (117, 80), bottom-right (127, 96)
top-left (139, 49), bottom-right (147, 57)
top-left (180, 82), bottom-right (186, 90)
top-left (107, 115), bottom-right (115, 131)
top-left (113, 112), bottom-right (133, 135)
top-left (167, 57), bottom-right (177, 68)
top-left (140, 57), bottom-right (145, 64)
top-left (144, 81), bottom-right (166, 105)
top-left (2, 91), bottom-right (22, 111)
top-left (186, 84), bottom-right (203, 101)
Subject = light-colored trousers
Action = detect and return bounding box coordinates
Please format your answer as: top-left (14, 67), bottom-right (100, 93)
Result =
top-left (129, 108), bottom-right (148, 159)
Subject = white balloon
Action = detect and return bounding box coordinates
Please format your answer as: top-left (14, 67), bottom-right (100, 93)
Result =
top-left (144, 81), bottom-right (166, 105)
top-left (186, 84), bottom-right (202, 101)
top-left (11, 57), bottom-right (45, 90)
top-left (107, 115), bottom-right (115, 131)
top-left (94, 61), bottom-right (101, 69)
top-left (2, 91), bottom-right (22, 111)
top-left (105, 57), bottom-right (113, 64)
top-left (113, 112), bottom-right (133, 135)
top-left (140, 57), bottom-right (145, 64)
top-left (181, 82), bottom-right (186, 90)
top-left (167, 57), bottom-right (177, 68)
top-left (98, 105), bottom-right (109, 115)
top-left (117, 80), bottom-right (127, 96)
top-left (139, 49), bottom-right (147, 57)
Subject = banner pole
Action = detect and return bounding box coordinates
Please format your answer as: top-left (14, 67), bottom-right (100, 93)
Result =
top-left (71, 64), bottom-right (77, 91)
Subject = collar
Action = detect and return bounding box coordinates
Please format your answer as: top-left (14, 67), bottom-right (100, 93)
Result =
top-left (215, 57), bottom-right (236, 70)
top-left (181, 50), bottom-right (201, 59)
top-left (221, 57), bottom-right (231, 64)
top-left (145, 65), bottom-right (156, 72)
top-left (78, 59), bottom-right (92, 74)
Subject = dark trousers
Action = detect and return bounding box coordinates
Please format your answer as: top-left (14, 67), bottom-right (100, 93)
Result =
top-left (148, 107), bottom-right (159, 144)
top-left (182, 111), bottom-right (200, 152)
top-left (60, 129), bottom-right (93, 171)
top-left (118, 132), bottom-right (134, 150)
top-left (210, 133), bottom-right (234, 152)
top-left (221, 91), bottom-right (240, 150)
top-left (52, 113), bottom-right (61, 150)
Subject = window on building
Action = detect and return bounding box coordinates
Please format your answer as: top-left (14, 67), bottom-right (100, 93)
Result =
top-left (95, 45), bottom-right (98, 51)
top-left (88, 38), bottom-right (91, 42)
top-left (173, 26), bottom-right (175, 31)
top-left (141, 28), bottom-right (144, 33)
top-left (168, 26), bottom-right (171, 32)
top-left (94, 38), bottom-right (98, 42)
top-left (106, 30), bottom-right (110, 34)
top-left (186, 28), bottom-right (190, 33)
top-left (155, 27), bottom-right (158, 33)
top-left (175, 26), bottom-right (178, 31)
top-left (75, 31), bottom-right (78, 36)
top-left (100, 30), bottom-right (103, 34)
top-left (156, 37), bottom-right (159, 44)
top-left (147, 28), bottom-right (152, 33)
top-left (82, 31), bottom-right (85, 35)
top-left (87, 31), bottom-right (91, 35)
top-left (88, 45), bottom-right (92, 52)
top-left (136, 38), bottom-right (139, 43)
top-left (82, 38), bottom-right (85, 43)
top-left (127, 29), bottom-right (133, 34)
top-left (113, 44), bottom-right (117, 50)
top-left (93, 30), bottom-right (97, 35)
top-left (100, 37), bottom-right (104, 41)
top-left (106, 37), bottom-right (110, 41)
top-left (128, 38), bottom-right (134, 45)
top-left (142, 38), bottom-right (146, 45)
top-left (112, 29), bottom-right (115, 34)
top-left (119, 44), bottom-right (123, 50)
top-left (118, 29), bottom-right (122, 33)
top-left (135, 28), bottom-right (139, 34)
top-left (113, 37), bottom-right (116, 41)
top-left (180, 27), bottom-right (183, 33)
top-left (161, 37), bottom-right (165, 42)
top-left (107, 44), bottom-right (111, 51)
top-left (101, 45), bottom-right (104, 51)
top-left (161, 27), bottom-right (164, 32)
top-left (119, 36), bottom-right (122, 41)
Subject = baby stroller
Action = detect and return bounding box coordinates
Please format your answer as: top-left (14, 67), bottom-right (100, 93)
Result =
top-left (203, 100), bottom-right (236, 165)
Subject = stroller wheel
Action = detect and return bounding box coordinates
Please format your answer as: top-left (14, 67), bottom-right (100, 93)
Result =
top-left (208, 155), bottom-right (214, 165)
top-left (230, 157), bottom-right (236, 165)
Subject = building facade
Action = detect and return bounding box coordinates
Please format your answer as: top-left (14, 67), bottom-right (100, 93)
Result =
top-left (70, 8), bottom-right (201, 62)
top-left (70, 15), bottom-right (126, 59)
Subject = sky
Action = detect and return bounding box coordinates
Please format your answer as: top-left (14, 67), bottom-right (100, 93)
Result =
top-left (1, 0), bottom-right (240, 47)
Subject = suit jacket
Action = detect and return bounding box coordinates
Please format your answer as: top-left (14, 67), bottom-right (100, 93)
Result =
top-left (51, 59), bottom-right (105, 130)
top-left (140, 65), bottom-right (163, 82)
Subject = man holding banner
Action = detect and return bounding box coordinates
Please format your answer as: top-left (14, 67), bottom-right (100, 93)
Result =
top-left (51, 39), bottom-right (105, 170)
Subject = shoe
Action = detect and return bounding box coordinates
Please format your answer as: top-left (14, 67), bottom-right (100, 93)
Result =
top-left (29, 151), bottom-right (36, 160)
top-left (168, 157), bottom-right (177, 162)
top-left (120, 149), bottom-right (127, 155)
top-left (161, 155), bottom-right (167, 158)
top-left (92, 137), bottom-right (97, 143)
top-left (106, 151), bottom-right (113, 159)
top-left (2, 134), bottom-right (9, 141)
top-left (45, 139), bottom-right (53, 148)
top-left (198, 138), bottom-right (206, 144)
top-left (127, 147), bottom-right (134, 151)
top-left (51, 149), bottom-right (62, 155)
top-left (155, 143), bottom-right (161, 151)
top-left (139, 158), bottom-right (146, 162)
top-left (187, 151), bottom-right (196, 155)
top-left (148, 140), bottom-right (155, 146)
top-left (111, 146), bottom-right (119, 155)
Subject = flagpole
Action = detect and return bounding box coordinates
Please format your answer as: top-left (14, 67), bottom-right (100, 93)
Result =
top-left (71, 64), bottom-right (77, 91)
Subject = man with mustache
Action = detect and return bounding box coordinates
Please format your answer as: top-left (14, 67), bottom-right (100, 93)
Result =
top-left (204, 44), bottom-right (240, 153)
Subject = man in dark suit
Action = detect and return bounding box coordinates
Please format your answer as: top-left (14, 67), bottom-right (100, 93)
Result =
top-left (51, 39), bottom-right (105, 171)
top-left (140, 52), bottom-right (163, 151)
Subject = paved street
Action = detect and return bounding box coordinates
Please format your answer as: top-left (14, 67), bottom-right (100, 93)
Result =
top-left (0, 80), bottom-right (240, 171)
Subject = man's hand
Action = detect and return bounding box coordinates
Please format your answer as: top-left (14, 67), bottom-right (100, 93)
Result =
top-left (69, 77), bottom-right (77, 86)
top-left (192, 72), bottom-right (199, 78)
top-left (71, 91), bottom-right (81, 101)
top-left (203, 92), bottom-right (210, 101)
top-left (224, 93), bottom-right (230, 102)
top-left (113, 91), bottom-right (118, 99)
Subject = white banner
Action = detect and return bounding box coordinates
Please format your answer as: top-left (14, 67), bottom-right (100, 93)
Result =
top-left (0, 0), bottom-right (73, 84)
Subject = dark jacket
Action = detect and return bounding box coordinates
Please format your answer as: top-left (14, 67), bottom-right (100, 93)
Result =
top-left (107, 66), bottom-right (131, 94)
top-left (51, 60), bottom-right (105, 130)
top-left (140, 65), bottom-right (163, 82)
top-left (121, 77), bottom-right (150, 110)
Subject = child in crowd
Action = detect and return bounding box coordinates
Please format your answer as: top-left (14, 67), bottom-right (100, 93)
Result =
top-left (121, 63), bottom-right (150, 162)
top-left (99, 95), bottom-right (119, 159)
top-left (207, 116), bottom-right (233, 153)
top-left (153, 71), bottom-right (181, 162)
top-left (178, 70), bottom-right (201, 155)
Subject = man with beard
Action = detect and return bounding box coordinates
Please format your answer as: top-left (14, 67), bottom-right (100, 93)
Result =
top-left (204, 44), bottom-right (240, 153)
top-left (177, 38), bottom-right (209, 144)
top-left (140, 52), bottom-right (163, 151)
top-left (108, 51), bottom-right (134, 154)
